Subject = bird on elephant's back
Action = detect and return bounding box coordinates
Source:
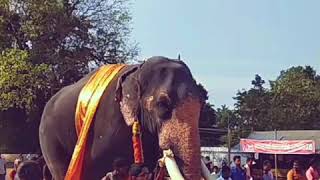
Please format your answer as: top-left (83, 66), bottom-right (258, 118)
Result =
top-left (39, 56), bottom-right (210, 180)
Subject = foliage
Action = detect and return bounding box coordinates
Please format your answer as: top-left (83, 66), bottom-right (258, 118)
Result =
top-left (0, 49), bottom-right (50, 113)
top-left (233, 75), bottom-right (272, 131)
top-left (0, 0), bottom-right (138, 111)
top-left (199, 103), bottom-right (216, 128)
top-left (269, 66), bottom-right (320, 129)
top-left (216, 67), bottom-right (320, 146)
top-left (233, 66), bottom-right (320, 137)
top-left (215, 105), bottom-right (250, 146)
top-left (216, 105), bottom-right (239, 129)
top-left (0, 0), bottom-right (138, 152)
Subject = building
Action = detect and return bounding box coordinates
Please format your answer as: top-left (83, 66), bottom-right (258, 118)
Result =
top-left (201, 130), bottom-right (320, 169)
top-left (238, 130), bottom-right (320, 179)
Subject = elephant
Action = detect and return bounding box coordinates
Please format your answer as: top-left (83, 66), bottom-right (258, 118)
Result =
top-left (39, 56), bottom-right (208, 180)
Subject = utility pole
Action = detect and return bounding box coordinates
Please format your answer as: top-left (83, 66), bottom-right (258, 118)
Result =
top-left (228, 115), bottom-right (231, 166)
top-left (274, 129), bottom-right (278, 180)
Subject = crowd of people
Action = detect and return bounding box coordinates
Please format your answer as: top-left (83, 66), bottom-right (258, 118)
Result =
top-left (204, 156), bottom-right (320, 180)
top-left (101, 158), bottom-right (171, 180)
top-left (0, 154), bottom-right (162, 180)
top-left (0, 154), bottom-right (51, 180)
top-left (1, 153), bottom-right (320, 180)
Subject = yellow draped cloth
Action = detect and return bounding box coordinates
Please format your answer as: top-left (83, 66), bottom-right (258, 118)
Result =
top-left (65, 64), bottom-right (126, 180)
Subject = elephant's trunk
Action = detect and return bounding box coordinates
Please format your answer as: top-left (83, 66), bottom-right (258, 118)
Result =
top-left (159, 96), bottom-right (202, 180)
top-left (177, 122), bottom-right (201, 180)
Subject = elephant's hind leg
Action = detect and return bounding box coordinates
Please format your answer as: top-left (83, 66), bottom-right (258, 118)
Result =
top-left (40, 123), bottom-right (70, 180)
top-left (41, 137), bottom-right (70, 180)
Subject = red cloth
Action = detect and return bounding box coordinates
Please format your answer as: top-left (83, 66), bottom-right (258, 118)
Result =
top-left (155, 167), bottom-right (166, 180)
top-left (9, 169), bottom-right (16, 180)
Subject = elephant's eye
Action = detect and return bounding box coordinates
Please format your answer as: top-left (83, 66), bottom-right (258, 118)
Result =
top-left (157, 96), bottom-right (171, 109)
top-left (156, 95), bottom-right (172, 120)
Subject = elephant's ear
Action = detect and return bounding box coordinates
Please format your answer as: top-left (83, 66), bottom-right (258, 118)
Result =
top-left (115, 65), bottom-right (140, 126)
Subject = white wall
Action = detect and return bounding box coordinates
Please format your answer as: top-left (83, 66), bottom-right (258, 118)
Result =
top-left (201, 147), bottom-right (251, 167)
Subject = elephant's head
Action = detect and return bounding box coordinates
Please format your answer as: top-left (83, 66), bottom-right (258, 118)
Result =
top-left (116, 56), bottom-right (206, 180)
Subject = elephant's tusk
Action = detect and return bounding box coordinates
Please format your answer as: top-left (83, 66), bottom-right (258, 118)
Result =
top-left (201, 159), bottom-right (215, 180)
top-left (160, 149), bottom-right (185, 180)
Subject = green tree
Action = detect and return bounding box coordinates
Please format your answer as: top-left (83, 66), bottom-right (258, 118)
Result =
top-left (0, 0), bottom-right (138, 152)
top-left (234, 74), bottom-right (272, 131)
top-left (0, 49), bottom-right (50, 113)
top-left (199, 103), bottom-right (216, 128)
top-left (216, 105), bottom-right (238, 129)
top-left (251, 74), bottom-right (265, 90)
top-left (216, 105), bottom-right (249, 146)
top-left (270, 66), bottom-right (320, 129)
top-left (0, 49), bottom-right (50, 152)
top-left (233, 67), bottom-right (320, 133)
top-left (0, 0), bottom-right (138, 111)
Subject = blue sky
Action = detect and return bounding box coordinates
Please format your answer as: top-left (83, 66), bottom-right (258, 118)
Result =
top-left (130, 0), bottom-right (320, 108)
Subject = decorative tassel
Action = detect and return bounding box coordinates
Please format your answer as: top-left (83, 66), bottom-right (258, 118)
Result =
top-left (132, 121), bottom-right (144, 164)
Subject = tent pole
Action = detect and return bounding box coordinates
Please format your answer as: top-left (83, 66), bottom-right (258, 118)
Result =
top-left (274, 129), bottom-right (278, 180)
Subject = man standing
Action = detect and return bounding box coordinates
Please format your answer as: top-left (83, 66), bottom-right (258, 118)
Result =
top-left (217, 165), bottom-right (232, 180)
top-left (244, 157), bottom-right (255, 180)
top-left (262, 160), bottom-right (274, 180)
top-left (0, 154), bottom-right (6, 180)
top-left (287, 160), bottom-right (306, 180)
top-left (231, 156), bottom-right (246, 180)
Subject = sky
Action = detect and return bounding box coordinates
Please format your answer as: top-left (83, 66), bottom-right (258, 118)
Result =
top-left (130, 0), bottom-right (320, 108)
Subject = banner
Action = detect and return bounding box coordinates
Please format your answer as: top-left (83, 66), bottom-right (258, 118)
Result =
top-left (240, 139), bottom-right (315, 154)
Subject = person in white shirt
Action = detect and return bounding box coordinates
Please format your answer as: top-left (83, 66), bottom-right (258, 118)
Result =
top-left (0, 154), bottom-right (6, 180)
top-left (211, 166), bottom-right (220, 179)
top-left (217, 165), bottom-right (232, 180)
top-left (244, 157), bottom-right (255, 180)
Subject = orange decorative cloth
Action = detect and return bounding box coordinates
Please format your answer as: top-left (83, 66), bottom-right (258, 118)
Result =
top-left (132, 121), bottom-right (144, 164)
top-left (65, 64), bottom-right (126, 180)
